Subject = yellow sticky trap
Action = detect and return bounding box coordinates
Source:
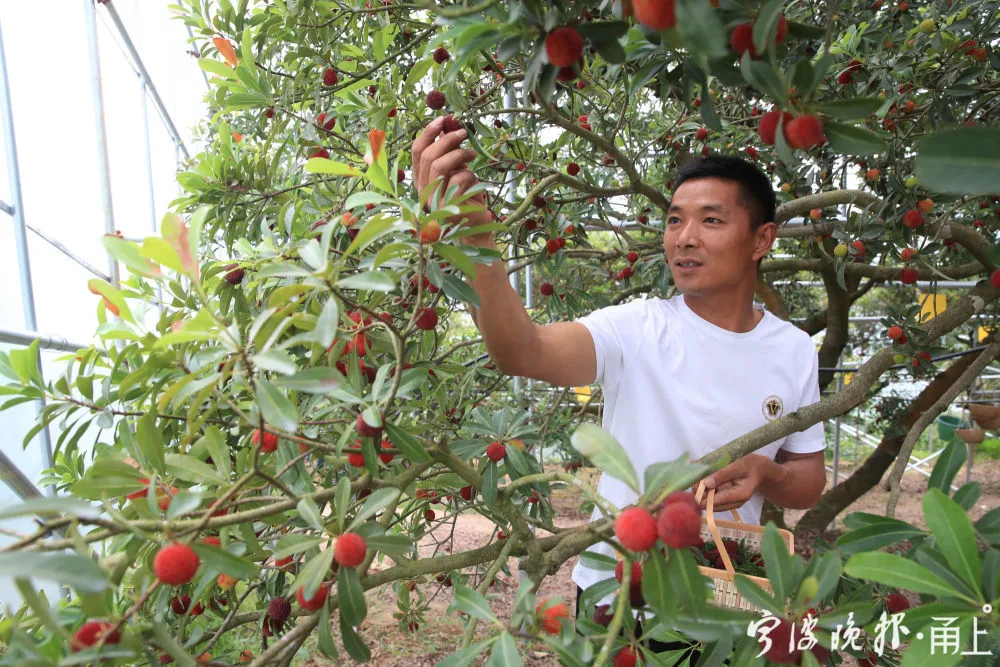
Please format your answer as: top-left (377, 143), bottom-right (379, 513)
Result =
top-left (844, 372), bottom-right (854, 385)
top-left (979, 326), bottom-right (994, 342)
top-left (574, 386), bottom-right (592, 404)
top-left (919, 293), bottom-right (947, 322)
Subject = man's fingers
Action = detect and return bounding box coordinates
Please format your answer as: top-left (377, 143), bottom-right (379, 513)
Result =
top-left (427, 151), bottom-right (478, 205)
top-left (417, 132), bottom-right (471, 200)
top-left (411, 117), bottom-right (446, 187)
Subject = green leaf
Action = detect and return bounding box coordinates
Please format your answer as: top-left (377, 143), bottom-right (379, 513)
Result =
top-left (348, 488), bottom-right (400, 531)
top-left (304, 158), bottom-right (364, 177)
top-left (315, 298), bottom-right (340, 349)
top-left (835, 519), bottom-right (925, 555)
top-left (166, 491), bottom-right (202, 519)
top-left (435, 244), bottom-right (478, 279)
top-left (576, 21), bottom-right (629, 42)
top-left (72, 458), bottom-right (145, 500)
top-left (450, 584), bottom-right (500, 625)
top-left (928, 439), bottom-right (966, 494)
top-left (642, 456), bottom-right (710, 502)
top-left (642, 549), bottom-right (678, 618)
top-left (490, 631), bottom-right (523, 667)
top-left (0, 552), bottom-right (107, 593)
top-left (761, 523), bottom-right (793, 601)
top-left (340, 611), bottom-right (372, 661)
top-left (733, 575), bottom-right (783, 615)
top-left (844, 552), bottom-right (972, 601)
top-left (294, 549), bottom-right (333, 600)
top-left (482, 460), bottom-right (497, 506)
top-left (571, 423), bottom-right (639, 493)
top-left (752, 0), bottom-right (785, 56)
top-left (816, 97), bottom-right (884, 120)
top-left (317, 600), bottom-right (339, 659)
top-left (135, 412), bottom-right (166, 475)
top-left (338, 565), bottom-right (368, 626)
top-left (15, 579), bottom-right (72, 642)
top-left (915, 127), bottom-right (1000, 196)
top-left (255, 379), bottom-right (299, 433)
top-left (273, 367), bottom-right (341, 394)
top-left (273, 534), bottom-right (322, 559)
top-left (923, 488), bottom-right (982, 597)
top-left (165, 454), bottom-right (225, 486)
top-left (441, 274), bottom-right (480, 306)
top-left (336, 270), bottom-right (397, 292)
top-left (199, 57), bottom-right (238, 80)
top-left (434, 637), bottom-right (497, 667)
top-left (298, 497), bottom-right (326, 532)
top-left (335, 476), bottom-right (351, 533)
top-left (191, 543), bottom-right (261, 580)
top-left (823, 121), bottom-right (886, 155)
top-left (676, 0), bottom-right (727, 60)
top-left (385, 423), bottom-right (432, 463)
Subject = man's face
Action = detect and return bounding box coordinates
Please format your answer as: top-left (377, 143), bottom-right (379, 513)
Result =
top-left (662, 177), bottom-right (771, 296)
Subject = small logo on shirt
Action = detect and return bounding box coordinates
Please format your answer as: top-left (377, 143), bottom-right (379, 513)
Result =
top-left (762, 396), bottom-right (783, 421)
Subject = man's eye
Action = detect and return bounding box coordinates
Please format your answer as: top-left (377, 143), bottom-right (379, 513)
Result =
top-left (667, 217), bottom-right (681, 225)
top-left (705, 217), bottom-right (720, 224)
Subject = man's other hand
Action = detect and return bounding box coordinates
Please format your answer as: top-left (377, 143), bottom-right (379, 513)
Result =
top-left (694, 453), bottom-right (782, 513)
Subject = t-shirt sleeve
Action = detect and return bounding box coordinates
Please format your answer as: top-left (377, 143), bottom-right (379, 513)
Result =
top-left (780, 341), bottom-right (826, 454)
top-left (574, 299), bottom-right (647, 390)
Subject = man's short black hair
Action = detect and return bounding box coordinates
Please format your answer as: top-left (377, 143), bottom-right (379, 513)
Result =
top-left (671, 155), bottom-right (776, 231)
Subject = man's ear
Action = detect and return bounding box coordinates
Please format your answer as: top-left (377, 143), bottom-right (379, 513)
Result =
top-left (753, 221), bottom-right (778, 262)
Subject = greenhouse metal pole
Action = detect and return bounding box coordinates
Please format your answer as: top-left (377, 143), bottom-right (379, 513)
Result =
top-left (102, 2), bottom-right (191, 160)
top-left (0, 21), bottom-right (55, 495)
top-left (84, 0), bottom-right (120, 288)
top-left (141, 81), bottom-right (157, 235)
top-left (0, 327), bottom-right (88, 353)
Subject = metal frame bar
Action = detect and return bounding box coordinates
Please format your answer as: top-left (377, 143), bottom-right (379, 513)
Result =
top-left (24, 220), bottom-right (112, 281)
top-left (100, 2), bottom-right (191, 160)
top-left (0, 21), bottom-right (55, 496)
top-left (0, 327), bottom-right (90, 353)
top-left (84, 0), bottom-right (119, 288)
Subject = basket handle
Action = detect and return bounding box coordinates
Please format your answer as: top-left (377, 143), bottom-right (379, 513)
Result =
top-left (694, 480), bottom-right (743, 523)
top-left (695, 481), bottom-right (739, 579)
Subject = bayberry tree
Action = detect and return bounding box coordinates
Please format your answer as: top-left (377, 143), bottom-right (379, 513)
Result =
top-left (1, 0), bottom-right (999, 664)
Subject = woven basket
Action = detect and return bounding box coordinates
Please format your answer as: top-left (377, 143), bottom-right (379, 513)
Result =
top-left (693, 481), bottom-right (794, 611)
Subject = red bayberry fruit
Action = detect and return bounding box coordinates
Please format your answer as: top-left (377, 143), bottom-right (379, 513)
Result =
top-left (593, 604), bottom-right (613, 627)
top-left (903, 209), bottom-right (924, 228)
top-left (567, 162), bottom-right (580, 176)
top-left (415, 307), bottom-right (438, 330)
top-left (900, 268), bottom-right (919, 285)
top-left (730, 23), bottom-right (756, 58)
top-left (540, 282), bottom-right (555, 296)
top-left (154, 543), bottom-right (200, 585)
top-left (223, 264), bottom-right (244, 284)
top-left (785, 115), bottom-right (826, 149)
top-left (424, 508), bottom-right (436, 522)
top-left (485, 441), bottom-right (506, 461)
top-left (695, 127), bottom-right (709, 140)
top-left (615, 559), bottom-right (643, 586)
top-left (201, 536), bottom-right (221, 547)
top-left (992, 269), bottom-right (1000, 288)
top-left (615, 507), bottom-right (658, 551)
top-left (901, 247), bottom-right (916, 261)
top-left (888, 326), bottom-right (903, 340)
top-left (460, 485), bottom-right (474, 501)
top-left (759, 618), bottom-right (801, 664)
top-left (71, 620), bottom-right (121, 652)
top-left (886, 592), bottom-right (910, 613)
top-left (633, 0), bottom-right (677, 30)
top-left (420, 220), bottom-right (442, 243)
top-left (612, 646), bottom-right (641, 667)
top-left (433, 47), bottom-right (450, 64)
top-left (378, 440), bottom-right (394, 464)
top-left (546, 27), bottom-right (584, 68)
top-left (663, 491), bottom-right (701, 512)
top-left (322, 67), bottom-right (338, 86)
top-left (535, 598), bottom-right (570, 634)
top-left (356, 413), bottom-right (382, 439)
top-left (334, 532), bottom-right (367, 567)
top-left (758, 110), bottom-right (794, 145)
top-left (626, 251), bottom-right (639, 263)
top-left (297, 582), bottom-right (330, 611)
top-left (348, 449), bottom-right (365, 467)
top-left (656, 502), bottom-right (702, 549)
top-left (267, 597), bottom-right (291, 623)
top-left (252, 429), bottom-right (278, 452)
top-left (426, 90), bottom-right (446, 110)
top-left (838, 70), bottom-right (854, 84)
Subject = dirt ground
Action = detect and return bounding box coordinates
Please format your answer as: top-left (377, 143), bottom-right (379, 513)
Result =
top-left (301, 459), bottom-right (1000, 666)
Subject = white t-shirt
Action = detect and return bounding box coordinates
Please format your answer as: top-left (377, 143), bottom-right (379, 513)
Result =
top-left (570, 293), bottom-right (826, 602)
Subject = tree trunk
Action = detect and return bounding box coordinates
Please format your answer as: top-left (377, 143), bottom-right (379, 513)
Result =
top-left (795, 350), bottom-right (978, 532)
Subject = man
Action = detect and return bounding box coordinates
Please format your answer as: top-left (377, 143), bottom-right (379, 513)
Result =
top-left (411, 118), bottom-right (827, 655)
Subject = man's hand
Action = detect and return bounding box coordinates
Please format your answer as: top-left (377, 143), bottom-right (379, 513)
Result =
top-left (694, 454), bottom-right (785, 513)
top-left (411, 117), bottom-right (491, 229)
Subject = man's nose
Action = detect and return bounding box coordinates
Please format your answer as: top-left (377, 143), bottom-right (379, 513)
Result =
top-left (675, 220), bottom-right (699, 247)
